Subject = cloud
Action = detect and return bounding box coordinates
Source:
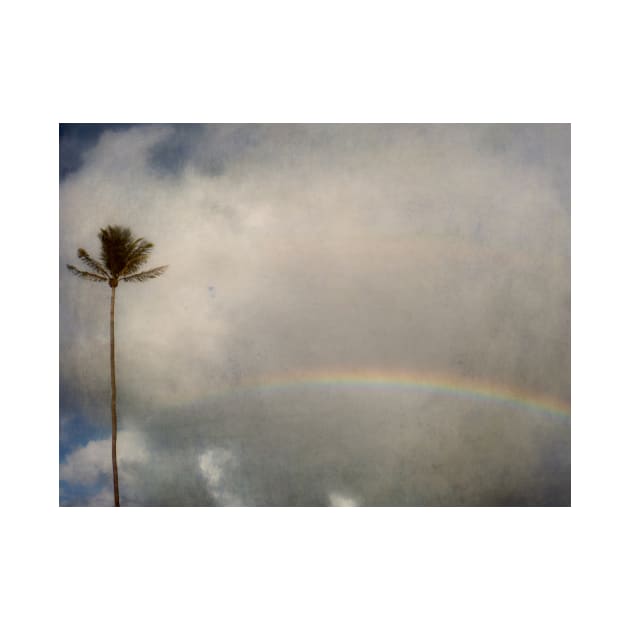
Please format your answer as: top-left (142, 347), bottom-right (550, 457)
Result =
top-left (60, 124), bottom-right (570, 506)
top-left (60, 437), bottom-right (112, 486)
top-left (198, 448), bottom-right (242, 506)
top-left (87, 487), bottom-right (116, 507)
top-left (60, 429), bottom-right (149, 489)
top-left (329, 492), bottom-right (359, 507)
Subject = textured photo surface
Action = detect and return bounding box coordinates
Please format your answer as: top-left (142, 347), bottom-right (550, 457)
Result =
top-left (59, 124), bottom-right (570, 506)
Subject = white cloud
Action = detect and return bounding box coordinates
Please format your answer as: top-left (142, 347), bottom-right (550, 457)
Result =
top-left (198, 448), bottom-right (233, 486)
top-left (60, 438), bottom-right (110, 486)
top-left (329, 492), bottom-right (359, 507)
top-left (198, 448), bottom-right (241, 506)
top-left (88, 487), bottom-right (114, 507)
top-left (60, 430), bottom-right (149, 486)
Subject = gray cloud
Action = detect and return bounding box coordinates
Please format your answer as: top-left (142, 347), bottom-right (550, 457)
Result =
top-left (147, 124), bottom-right (261, 178)
top-left (60, 124), bottom-right (570, 506)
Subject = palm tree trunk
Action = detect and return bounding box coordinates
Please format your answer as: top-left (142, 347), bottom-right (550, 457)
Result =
top-left (110, 285), bottom-right (120, 507)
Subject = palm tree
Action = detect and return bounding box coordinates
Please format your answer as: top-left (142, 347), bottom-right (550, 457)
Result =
top-left (67, 226), bottom-right (167, 507)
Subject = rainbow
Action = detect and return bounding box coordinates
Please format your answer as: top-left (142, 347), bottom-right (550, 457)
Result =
top-left (235, 369), bottom-right (570, 419)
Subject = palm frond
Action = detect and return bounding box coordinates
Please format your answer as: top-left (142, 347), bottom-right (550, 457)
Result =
top-left (77, 248), bottom-right (110, 277)
top-left (119, 240), bottom-right (154, 276)
top-left (95, 225), bottom-right (166, 279)
top-left (67, 264), bottom-right (109, 282)
top-left (121, 266), bottom-right (168, 282)
top-left (98, 225), bottom-right (133, 276)
top-left (129, 237), bottom-right (145, 250)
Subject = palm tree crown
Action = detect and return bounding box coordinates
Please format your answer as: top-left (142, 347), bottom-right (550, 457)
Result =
top-left (67, 225), bottom-right (167, 286)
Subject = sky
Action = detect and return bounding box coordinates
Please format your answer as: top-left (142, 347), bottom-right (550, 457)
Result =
top-left (59, 123), bottom-right (570, 506)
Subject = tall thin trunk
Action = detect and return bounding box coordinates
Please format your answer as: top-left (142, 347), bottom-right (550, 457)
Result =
top-left (110, 285), bottom-right (120, 507)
